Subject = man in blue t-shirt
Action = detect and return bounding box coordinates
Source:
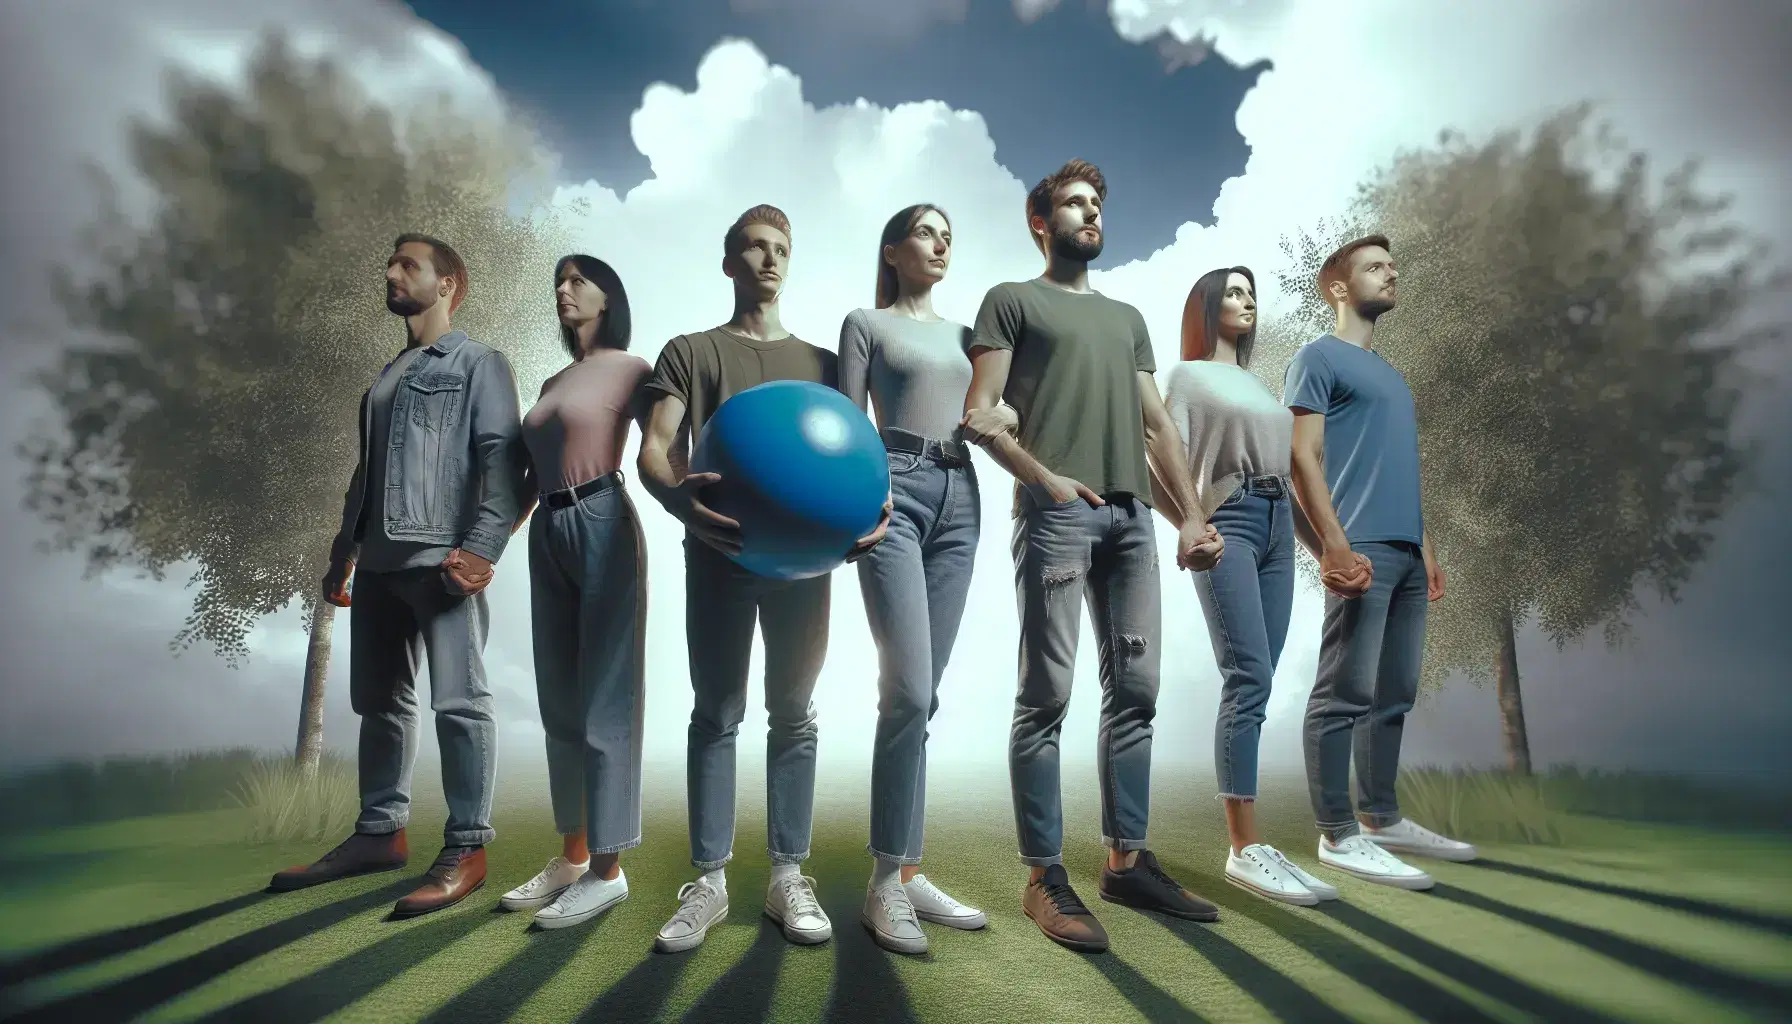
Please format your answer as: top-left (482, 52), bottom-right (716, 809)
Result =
top-left (1283, 234), bottom-right (1477, 892)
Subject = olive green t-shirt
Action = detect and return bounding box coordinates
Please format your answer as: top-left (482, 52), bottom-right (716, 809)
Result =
top-left (971, 279), bottom-right (1156, 514)
top-left (644, 326), bottom-right (839, 469)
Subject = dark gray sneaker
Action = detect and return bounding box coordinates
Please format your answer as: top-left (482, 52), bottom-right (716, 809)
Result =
top-left (1098, 850), bottom-right (1220, 921)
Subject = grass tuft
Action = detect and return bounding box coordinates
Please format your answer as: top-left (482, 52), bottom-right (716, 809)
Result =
top-left (1396, 767), bottom-right (1564, 844)
top-left (231, 754), bottom-right (359, 844)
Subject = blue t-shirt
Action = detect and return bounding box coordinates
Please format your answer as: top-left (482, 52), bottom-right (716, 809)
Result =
top-left (1283, 334), bottom-right (1424, 546)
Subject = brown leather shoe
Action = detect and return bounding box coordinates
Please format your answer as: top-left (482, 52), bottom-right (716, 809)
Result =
top-left (1023, 865), bottom-right (1109, 952)
top-left (392, 846), bottom-right (487, 918)
top-left (269, 830), bottom-right (409, 892)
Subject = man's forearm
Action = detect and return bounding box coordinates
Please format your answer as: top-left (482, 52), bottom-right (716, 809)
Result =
top-left (1290, 454), bottom-right (1349, 552)
top-left (636, 442), bottom-right (684, 515)
top-left (1146, 424), bottom-right (1200, 524)
top-left (459, 354), bottom-right (525, 563)
top-left (981, 430), bottom-right (1054, 487)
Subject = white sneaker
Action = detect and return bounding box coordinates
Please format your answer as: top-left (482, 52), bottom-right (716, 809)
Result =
top-left (764, 874), bottom-right (832, 945)
top-left (861, 882), bottom-right (928, 955)
top-left (534, 868), bottom-right (629, 930)
top-left (1260, 846), bottom-right (1340, 901)
top-left (499, 856), bottom-right (587, 911)
top-left (1226, 845), bottom-right (1318, 906)
top-left (1364, 818), bottom-right (1480, 862)
top-left (1318, 834), bottom-right (1435, 890)
top-left (655, 879), bottom-right (729, 953)
top-left (904, 874), bottom-right (987, 930)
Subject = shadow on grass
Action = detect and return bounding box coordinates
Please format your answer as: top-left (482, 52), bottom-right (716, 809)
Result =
top-left (1154, 918), bottom-right (1352, 1024)
top-left (1313, 901), bottom-right (1618, 1023)
top-left (1, 877), bottom-right (418, 1024)
top-left (1431, 883), bottom-right (1792, 1014)
top-left (1465, 858), bottom-right (1792, 937)
top-left (679, 916), bottom-right (788, 1023)
top-left (809, 849), bottom-right (917, 1022)
top-left (1088, 952), bottom-right (1211, 1023)
top-left (570, 946), bottom-right (691, 1023)
top-left (0, 891), bottom-right (267, 989)
top-left (417, 908), bottom-right (613, 1023)
top-left (1155, 856), bottom-right (1502, 1024)
top-left (193, 904), bottom-right (491, 1022)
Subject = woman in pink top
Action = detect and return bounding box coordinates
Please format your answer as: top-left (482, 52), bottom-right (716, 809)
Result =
top-left (499, 254), bottom-right (653, 930)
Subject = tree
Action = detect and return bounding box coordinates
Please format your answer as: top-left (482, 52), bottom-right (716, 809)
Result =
top-left (1259, 106), bottom-right (1781, 773)
top-left (20, 34), bottom-right (576, 772)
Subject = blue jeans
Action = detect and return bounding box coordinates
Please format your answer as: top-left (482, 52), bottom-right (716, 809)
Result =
top-left (528, 476), bottom-right (646, 855)
top-left (1194, 476), bottom-right (1294, 801)
top-left (684, 535), bottom-right (830, 870)
top-left (856, 452), bottom-right (980, 864)
top-left (1009, 484), bottom-right (1162, 867)
top-left (1304, 540), bottom-right (1428, 839)
top-left (349, 566), bottom-right (496, 848)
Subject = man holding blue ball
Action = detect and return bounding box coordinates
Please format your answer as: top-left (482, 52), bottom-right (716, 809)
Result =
top-left (637, 204), bottom-right (890, 953)
top-left (962, 160), bottom-right (1226, 953)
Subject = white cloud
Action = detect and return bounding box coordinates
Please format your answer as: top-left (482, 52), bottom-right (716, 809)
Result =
top-left (3, 0), bottom-right (1786, 780)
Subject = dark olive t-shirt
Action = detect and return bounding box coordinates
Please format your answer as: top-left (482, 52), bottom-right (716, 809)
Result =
top-left (971, 279), bottom-right (1156, 514)
top-left (644, 326), bottom-right (838, 468)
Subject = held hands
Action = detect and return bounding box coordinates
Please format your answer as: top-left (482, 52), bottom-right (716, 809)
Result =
top-left (1319, 546), bottom-right (1374, 599)
top-left (442, 548), bottom-right (494, 595)
top-left (960, 405), bottom-right (1018, 446)
top-left (846, 493), bottom-right (895, 563)
top-left (677, 471), bottom-right (744, 556)
top-left (322, 558), bottom-right (354, 607)
top-left (1177, 519), bottom-right (1224, 572)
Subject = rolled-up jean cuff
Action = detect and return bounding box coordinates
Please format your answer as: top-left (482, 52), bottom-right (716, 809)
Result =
top-left (1318, 819), bottom-right (1360, 842)
top-left (589, 837), bottom-right (643, 856)
top-left (1103, 835), bottom-right (1148, 853)
top-left (445, 828), bottom-right (495, 848)
top-left (867, 844), bottom-right (923, 866)
top-left (1019, 852), bottom-right (1064, 867)
top-left (693, 853), bottom-right (732, 871)
top-left (1360, 811), bottom-right (1403, 828)
top-left (356, 818), bottom-right (406, 836)
top-left (1215, 793), bottom-right (1256, 803)
top-left (768, 849), bottom-right (809, 866)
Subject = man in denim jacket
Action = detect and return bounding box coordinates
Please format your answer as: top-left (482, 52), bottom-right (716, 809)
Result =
top-left (270, 233), bottom-right (527, 918)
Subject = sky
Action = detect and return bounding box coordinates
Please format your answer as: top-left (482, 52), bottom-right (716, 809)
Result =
top-left (0, 0), bottom-right (1788, 786)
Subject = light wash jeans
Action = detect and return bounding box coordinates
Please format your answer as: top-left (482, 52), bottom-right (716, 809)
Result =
top-left (1009, 484), bottom-right (1162, 867)
top-left (349, 566), bottom-right (496, 848)
top-left (528, 475), bottom-right (646, 855)
top-left (1304, 540), bottom-right (1428, 841)
top-left (683, 534), bottom-right (830, 870)
top-left (1195, 476), bottom-right (1295, 801)
top-left (856, 450), bottom-right (979, 864)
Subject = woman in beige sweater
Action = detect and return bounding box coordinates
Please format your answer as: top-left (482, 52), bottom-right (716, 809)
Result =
top-left (1159, 266), bottom-right (1336, 906)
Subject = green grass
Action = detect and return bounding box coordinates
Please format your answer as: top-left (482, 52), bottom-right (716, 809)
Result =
top-left (231, 755), bottom-right (359, 845)
top-left (1, 764), bottom-right (1789, 1023)
top-left (0, 749), bottom-right (266, 831)
top-left (1395, 768), bottom-right (1564, 845)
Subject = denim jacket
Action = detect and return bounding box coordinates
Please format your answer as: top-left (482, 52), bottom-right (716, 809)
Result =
top-left (330, 330), bottom-right (527, 566)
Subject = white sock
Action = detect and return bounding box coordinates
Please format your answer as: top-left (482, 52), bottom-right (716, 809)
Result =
top-left (870, 857), bottom-right (902, 891)
top-left (769, 862), bottom-right (801, 885)
top-left (700, 868), bottom-right (726, 893)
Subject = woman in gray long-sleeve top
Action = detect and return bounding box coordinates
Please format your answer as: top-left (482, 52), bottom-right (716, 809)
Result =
top-left (836, 205), bottom-right (1014, 956)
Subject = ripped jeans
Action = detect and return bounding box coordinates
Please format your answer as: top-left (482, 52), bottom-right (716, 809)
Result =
top-left (1008, 483), bottom-right (1162, 867)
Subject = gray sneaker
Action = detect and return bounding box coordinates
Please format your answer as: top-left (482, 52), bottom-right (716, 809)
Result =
top-left (861, 881), bottom-right (928, 955)
top-left (655, 879), bottom-right (729, 953)
top-left (764, 874), bottom-right (832, 945)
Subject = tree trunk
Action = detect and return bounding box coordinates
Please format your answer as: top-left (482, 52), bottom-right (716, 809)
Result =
top-left (294, 600), bottom-right (335, 774)
top-left (1494, 608), bottom-right (1533, 775)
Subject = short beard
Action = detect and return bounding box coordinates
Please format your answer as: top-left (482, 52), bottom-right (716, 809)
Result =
top-left (386, 293), bottom-right (429, 317)
top-left (1049, 226), bottom-right (1102, 264)
top-left (1353, 296), bottom-right (1395, 322)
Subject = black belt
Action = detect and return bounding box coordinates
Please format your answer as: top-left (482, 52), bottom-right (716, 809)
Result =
top-left (541, 470), bottom-right (623, 509)
top-left (882, 426), bottom-right (971, 466)
top-left (1241, 473), bottom-right (1287, 498)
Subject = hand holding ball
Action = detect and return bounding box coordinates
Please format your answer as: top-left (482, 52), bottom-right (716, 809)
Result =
top-left (689, 381), bottom-right (891, 579)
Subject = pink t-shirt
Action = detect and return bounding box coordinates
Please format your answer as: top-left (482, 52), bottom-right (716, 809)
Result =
top-left (522, 348), bottom-right (652, 493)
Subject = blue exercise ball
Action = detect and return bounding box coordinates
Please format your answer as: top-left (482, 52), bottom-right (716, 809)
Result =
top-left (690, 380), bottom-right (889, 580)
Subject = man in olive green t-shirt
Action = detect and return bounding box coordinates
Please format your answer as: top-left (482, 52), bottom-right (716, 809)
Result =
top-left (962, 160), bottom-right (1224, 953)
top-left (638, 204), bottom-right (887, 956)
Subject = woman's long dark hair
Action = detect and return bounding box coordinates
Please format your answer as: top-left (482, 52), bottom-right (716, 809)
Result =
top-left (555, 254), bottom-right (632, 355)
top-left (1180, 265), bottom-right (1257, 367)
top-left (874, 204), bottom-right (950, 309)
